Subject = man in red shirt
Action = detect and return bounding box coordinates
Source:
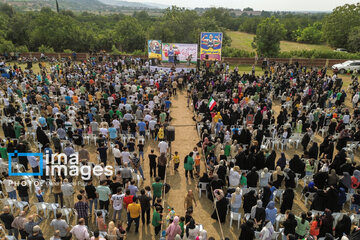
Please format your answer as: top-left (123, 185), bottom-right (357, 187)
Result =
top-left (123, 189), bottom-right (133, 224)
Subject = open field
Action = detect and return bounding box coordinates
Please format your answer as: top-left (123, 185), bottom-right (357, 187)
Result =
top-left (227, 31), bottom-right (333, 52)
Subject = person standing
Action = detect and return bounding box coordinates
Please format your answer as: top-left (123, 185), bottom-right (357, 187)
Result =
top-left (158, 153), bottom-right (167, 180)
top-left (50, 213), bottom-right (71, 240)
top-left (74, 195), bottom-right (89, 225)
top-left (139, 189), bottom-right (152, 225)
top-left (173, 151), bottom-right (180, 172)
top-left (0, 207), bottom-right (15, 236)
top-left (110, 187), bottom-right (125, 222)
top-left (152, 177), bottom-right (163, 206)
top-left (96, 180), bottom-right (111, 211)
top-left (70, 218), bottom-right (89, 240)
top-left (152, 206), bottom-right (162, 236)
top-left (61, 178), bottom-right (74, 208)
top-left (3, 174), bottom-right (17, 199)
top-left (148, 150), bottom-right (157, 178)
top-left (184, 152), bottom-right (194, 179)
top-left (184, 190), bottom-right (197, 211)
top-left (85, 181), bottom-right (97, 215)
top-left (127, 197), bottom-right (141, 233)
top-left (11, 211), bottom-right (28, 240)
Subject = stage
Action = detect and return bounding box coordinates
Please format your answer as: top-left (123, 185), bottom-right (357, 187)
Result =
top-left (149, 62), bottom-right (197, 73)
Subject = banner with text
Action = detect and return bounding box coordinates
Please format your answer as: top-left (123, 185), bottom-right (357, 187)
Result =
top-left (161, 43), bottom-right (198, 63)
top-left (148, 40), bottom-right (162, 60)
top-left (200, 32), bottom-right (223, 61)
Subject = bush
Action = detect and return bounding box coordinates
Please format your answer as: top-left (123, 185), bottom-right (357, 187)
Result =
top-left (63, 49), bottom-right (72, 53)
top-left (130, 49), bottom-right (145, 56)
top-left (222, 47), bottom-right (255, 58)
top-left (15, 45), bottom-right (29, 53)
top-left (278, 50), bottom-right (360, 59)
top-left (38, 45), bottom-right (54, 53)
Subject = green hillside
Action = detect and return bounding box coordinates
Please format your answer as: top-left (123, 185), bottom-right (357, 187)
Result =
top-left (227, 31), bottom-right (333, 52)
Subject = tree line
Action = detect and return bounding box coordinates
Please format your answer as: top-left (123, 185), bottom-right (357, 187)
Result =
top-left (0, 3), bottom-right (359, 57)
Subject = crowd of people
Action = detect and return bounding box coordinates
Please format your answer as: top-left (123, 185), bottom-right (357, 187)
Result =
top-left (0, 55), bottom-right (359, 240)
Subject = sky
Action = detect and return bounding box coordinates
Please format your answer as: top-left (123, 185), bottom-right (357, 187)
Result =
top-left (133, 0), bottom-right (358, 11)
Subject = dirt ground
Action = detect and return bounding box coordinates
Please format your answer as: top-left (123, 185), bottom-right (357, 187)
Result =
top-left (1, 64), bottom-right (359, 240)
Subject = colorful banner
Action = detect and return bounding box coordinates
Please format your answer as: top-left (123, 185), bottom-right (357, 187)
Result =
top-left (148, 40), bottom-right (162, 60)
top-left (200, 32), bottom-right (223, 61)
top-left (161, 43), bottom-right (198, 63)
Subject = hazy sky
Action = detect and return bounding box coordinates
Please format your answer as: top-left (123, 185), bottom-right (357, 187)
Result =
top-left (134, 0), bottom-right (358, 11)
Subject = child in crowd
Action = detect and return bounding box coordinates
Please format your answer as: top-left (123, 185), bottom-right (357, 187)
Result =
top-left (179, 216), bottom-right (185, 238)
top-left (194, 152), bottom-right (201, 177)
top-left (173, 151), bottom-right (180, 171)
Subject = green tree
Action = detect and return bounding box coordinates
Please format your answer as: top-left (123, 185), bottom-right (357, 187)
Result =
top-left (38, 45), bottom-right (54, 53)
top-left (323, 3), bottom-right (360, 48)
top-left (347, 26), bottom-right (360, 52)
top-left (114, 16), bottom-right (145, 52)
top-left (253, 16), bottom-right (286, 57)
top-left (297, 22), bottom-right (323, 44)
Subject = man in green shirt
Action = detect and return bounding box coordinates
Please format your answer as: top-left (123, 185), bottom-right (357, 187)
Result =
top-left (96, 180), bottom-right (111, 211)
top-left (152, 206), bottom-right (162, 236)
top-left (0, 143), bottom-right (8, 160)
top-left (152, 177), bottom-right (163, 206)
top-left (184, 152), bottom-right (194, 179)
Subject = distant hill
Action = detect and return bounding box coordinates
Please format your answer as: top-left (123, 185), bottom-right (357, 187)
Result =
top-left (0, 0), bottom-right (166, 11)
top-left (98, 0), bottom-right (169, 9)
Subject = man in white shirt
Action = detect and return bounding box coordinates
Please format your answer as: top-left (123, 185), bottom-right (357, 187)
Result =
top-left (110, 187), bottom-right (125, 222)
top-left (3, 175), bottom-right (17, 199)
top-left (61, 179), bottom-right (74, 208)
top-left (121, 148), bottom-right (131, 165)
top-left (70, 218), bottom-right (89, 240)
top-left (158, 141), bottom-right (168, 154)
top-left (113, 144), bottom-right (122, 166)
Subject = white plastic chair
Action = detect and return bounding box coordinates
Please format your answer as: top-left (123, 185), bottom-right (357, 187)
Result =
top-left (47, 203), bottom-right (59, 218)
top-left (229, 212), bottom-right (241, 229)
top-left (61, 208), bottom-right (72, 223)
top-left (255, 231), bottom-right (261, 239)
top-left (275, 214), bottom-right (285, 230)
top-left (198, 182), bottom-right (208, 198)
top-left (13, 200), bottom-right (29, 212)
top-left (304, 192), bottom-right (316, 206)
top-left (34, 202), bottom-right (48, 217)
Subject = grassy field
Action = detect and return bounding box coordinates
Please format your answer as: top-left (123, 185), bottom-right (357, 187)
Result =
top-left (227, 31), bottom-right (333, 52)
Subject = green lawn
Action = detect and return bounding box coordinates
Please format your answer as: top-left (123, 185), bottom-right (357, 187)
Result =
top-left (227, 31), bottom-right (333, 52)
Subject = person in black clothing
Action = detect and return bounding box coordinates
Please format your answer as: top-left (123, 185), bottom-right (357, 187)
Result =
top-left (280, 188), bottom-right (294, 214)
top-left (284, 168), bottom-right (296, 189)
top-left (109, 176), bottom-right (121, 194)
top-left (97, 143), bottom-right (108, 165)
top-left (335, 215), bottom-right (351, 238)
top-left (265, 150), bottom-right (276, 171)
top-left (239, 219), bottom-right (255, 240)
top-left (148, 149), bottom-right (157, 178)
top-left (17, 179), bottom-right (30, 202)
top-left (0, 206), bottom-right (15, 236)
top-left (243, 190), bottom-right (257, 214)
top-left (138, 189), bottom-right (152, 225)
top-left (289, 154), bottom-right (305, 178)
top-left (250, 200), bottom-right (266, 230)
top-left (247, 167), bottom-right (259, 188)
top-left (85, 180), bottom-right (98, 215)
top-left (319, 209), bottom-right (334, 238)
top-left (283, 213), bottom-right (297, 238)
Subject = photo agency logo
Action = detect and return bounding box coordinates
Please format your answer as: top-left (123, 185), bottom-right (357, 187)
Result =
top-left (8, 150), bottom-right (114, 180)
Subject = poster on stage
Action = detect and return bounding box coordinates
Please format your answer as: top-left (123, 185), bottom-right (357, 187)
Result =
top-left (200, 32), bottom-right (223, 61)
top-left (148, 40), bottom-right (162, 60)
top-left (161, 43), bottom-right (198, 63)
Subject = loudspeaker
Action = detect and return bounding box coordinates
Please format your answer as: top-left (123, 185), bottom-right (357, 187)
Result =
top-left (166, 126), bottom-right (175, 142)
top-left (205, 54), bottom-right (209, 60)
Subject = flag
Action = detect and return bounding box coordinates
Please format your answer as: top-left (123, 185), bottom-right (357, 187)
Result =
top-left (208, 97), bottom-right (216, 110)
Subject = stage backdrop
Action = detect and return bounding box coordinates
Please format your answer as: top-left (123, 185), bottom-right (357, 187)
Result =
top-left (161, 43), bottom-right (198, 63)
top-left (200, 32), bottom-right (223, 61)
top-left (148, 40), bottom-right (162, 60)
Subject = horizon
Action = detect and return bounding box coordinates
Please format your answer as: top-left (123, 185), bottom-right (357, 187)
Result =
top-left (121, 0), bottom-right (358, 11)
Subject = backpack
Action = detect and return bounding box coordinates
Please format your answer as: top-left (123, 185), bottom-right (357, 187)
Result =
top-left (184, 155), bottom-right (188, 165)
